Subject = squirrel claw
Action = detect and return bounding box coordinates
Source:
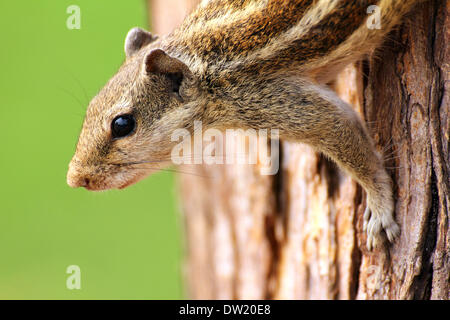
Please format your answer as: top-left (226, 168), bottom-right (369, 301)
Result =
top-left (363, 202), bottom-right (400, 251)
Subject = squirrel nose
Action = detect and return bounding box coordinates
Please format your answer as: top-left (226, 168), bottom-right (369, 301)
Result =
top-left (67, 163), bottom-right (90, 188)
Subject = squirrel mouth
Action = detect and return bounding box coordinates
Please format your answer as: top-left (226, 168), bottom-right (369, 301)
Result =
top-left (118, 183), bottom-right (132, 189)
top-left (118, 177), bottom-right (140, 189)
top-left (83, 184), bottom-right (110, 192)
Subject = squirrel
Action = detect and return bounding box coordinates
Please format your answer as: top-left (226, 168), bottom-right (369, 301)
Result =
top-left (67, 0), bottom-right (425, 250)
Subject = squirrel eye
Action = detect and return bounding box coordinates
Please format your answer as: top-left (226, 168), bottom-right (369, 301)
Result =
top-left (111, 114), bottom-right (136, 139)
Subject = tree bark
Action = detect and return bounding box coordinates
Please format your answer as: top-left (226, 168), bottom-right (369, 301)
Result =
top-left (149, 0), bottom-right (449, 300)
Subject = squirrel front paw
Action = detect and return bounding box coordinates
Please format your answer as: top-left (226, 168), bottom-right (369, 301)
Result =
top-left (363, 194), bottom-right (400, 251)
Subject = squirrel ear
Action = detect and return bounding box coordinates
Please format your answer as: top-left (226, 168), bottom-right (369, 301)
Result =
top-left (124, 27), bottom-right (157, 58)
top-left (143, 49), bottom-right (196, 99)
top-left (143, 49), bottom-right (190, 75)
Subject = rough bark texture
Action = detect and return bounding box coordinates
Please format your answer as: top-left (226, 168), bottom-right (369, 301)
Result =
top-left (149, 0), bottom-right (449, 300)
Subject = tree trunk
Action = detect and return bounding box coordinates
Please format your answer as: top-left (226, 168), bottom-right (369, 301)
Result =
top-left (149, 0), bottom-right (449, 300)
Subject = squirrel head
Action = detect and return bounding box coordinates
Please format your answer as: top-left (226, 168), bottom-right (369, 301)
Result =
top-left (67, 28), bottom-right (200, 191)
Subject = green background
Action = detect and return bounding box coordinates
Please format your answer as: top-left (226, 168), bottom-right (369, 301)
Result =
top-left (0, 0), bottom-right (182, 299)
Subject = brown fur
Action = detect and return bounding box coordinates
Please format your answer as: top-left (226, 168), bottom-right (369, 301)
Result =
top-left (67, 0), bottom-right (424, 249)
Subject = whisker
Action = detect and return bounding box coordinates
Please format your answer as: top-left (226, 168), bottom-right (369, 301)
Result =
top-left (70, 73), bottom-right (90, 106)
top-left (383, 143), bottom-right (395, 152)
top-left (383, 155), bottom-right (401, 162)
top-left (383, 152), bottom-right (398, 160)
top-left (110, 160), bottom-right (169, 166)
top-left (57, 85), bottom-right (86, 111)
top-left (111, 151), bottom-right (267, 167)
top-left (108, 160), bottom-right (211, 178)
top-left (126, 165), bottom-right (212, 179)
top-left (385, 166), bottom-right (409, 170)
